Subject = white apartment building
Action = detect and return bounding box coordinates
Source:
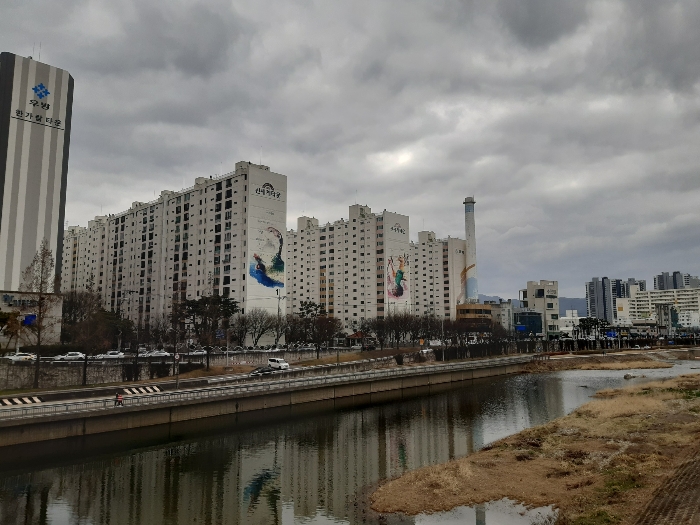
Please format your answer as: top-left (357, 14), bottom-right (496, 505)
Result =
top-left (285, 204), bottom-right (410, 331)
top-left (61, 216), bottom-right (111, 294)
top-left (61, 162), bottom-right (287, 330)
top-left (410, 231), bottom-right (467, 320)
top-left (627, 286), bottom-right (700, 326)
top-left (485, 299), bottom-right (514, 332)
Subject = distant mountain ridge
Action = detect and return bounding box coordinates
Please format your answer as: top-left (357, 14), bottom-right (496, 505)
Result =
top-left (559, 297), bottom-right (586, 317)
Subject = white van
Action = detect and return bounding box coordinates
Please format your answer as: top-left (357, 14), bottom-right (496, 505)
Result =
top-left (267, 358), bottom-right (289, 370)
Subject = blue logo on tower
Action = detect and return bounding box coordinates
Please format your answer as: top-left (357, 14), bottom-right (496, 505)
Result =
top-left (32, 83), bottom-right (50, 100)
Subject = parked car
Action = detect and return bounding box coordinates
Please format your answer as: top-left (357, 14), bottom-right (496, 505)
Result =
top-left (249, 366), bottom-right (273, 376)
top-left (6, 352), bottom-right (36, 362)
top-left (96, 350), bottom-right (125, 359)
top-left (188, 349), bottom-right (207, 356)
top-left (148, 350), bottom-right (173, 358)
top-left (54, 352), bottom-right (86, 361)
top-left (267, 358), bottom-right (289, 370)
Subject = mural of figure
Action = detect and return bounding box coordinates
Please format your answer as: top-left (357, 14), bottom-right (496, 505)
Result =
top-left (249, 226), bottom-right (285, 288)
top-left (387, 255), bottom-right (407, 299)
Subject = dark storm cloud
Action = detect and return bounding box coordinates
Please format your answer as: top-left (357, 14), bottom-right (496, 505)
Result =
top-left (2, 0), bottom-right (699, 297)
top-left (497, 0), bottom-right (590, 48)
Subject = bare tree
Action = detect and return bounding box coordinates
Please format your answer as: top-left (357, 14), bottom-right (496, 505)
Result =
top-left (149, 313), bottom-right (171, 348)
top-left (312, 315), bottom-right (343, 349)
top-left (19, 239), bottom-right (63, 388)
top-left (272, 313), bottom-right (287, 347)
top-left (62, 288), bottom-right (110, 354)
top-left (247, 308), bottom-right (276, 346)
top-left (230, 313), bottom-right (249, 347)
top-left (364, 317), bottom-right (389, 350)
top-left (284, 314), bottom-right (306, 344)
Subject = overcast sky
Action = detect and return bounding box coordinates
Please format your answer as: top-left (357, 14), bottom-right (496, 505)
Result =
top-left (3, 0), bottom-right (700, 298)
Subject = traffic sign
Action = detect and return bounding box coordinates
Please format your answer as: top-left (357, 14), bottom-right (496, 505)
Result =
top-left (174, 354), bottom-right (180, 361)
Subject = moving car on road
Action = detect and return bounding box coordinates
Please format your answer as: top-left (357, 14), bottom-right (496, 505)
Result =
top-left (148, 350), bottom-right (172, 358)
top-left (5, 352), bottom-right (36, 362)
top-left (249, 366), bottom-right (273, 377)
top-left (54, 352), bottom-right (86, 361)
top-left (267, 358), bottom-right (289, 370)
top-left (188, 349), bottom-right (207, 356)
top-left (95, 350), bottom-right (125, 359)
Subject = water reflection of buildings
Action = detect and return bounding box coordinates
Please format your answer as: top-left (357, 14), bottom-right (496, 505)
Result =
top-left (0, 375), bottom-right (567, 525)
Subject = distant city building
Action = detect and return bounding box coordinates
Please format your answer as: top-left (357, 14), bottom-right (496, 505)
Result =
top-left (513, 309), bottom-right (543, 337)
top-left (61, 162), bottom-right (287, 332)
top-left (0, 52), bottom-right (74, 291)
top-left (484, 299), bottom-right (513, 332)
top-left (559, 309), bottom-right (582, 337)
top-left (586, 276), bottom-right (646, 323)
top-left (653, 271), bottom-right (700, 290)
top-left (586, 277), bottom-right (614, 323)
top-left (455, 303), bottom-right (492, 332)
top-left (627, 287), bottom-right (700, 324)
top-left (519, 280), bottom-right (559, 338)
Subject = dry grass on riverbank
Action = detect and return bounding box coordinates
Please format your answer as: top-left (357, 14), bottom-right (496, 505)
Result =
top-left (525, 354), bottom-right (673, 373)
top-left (371, 374), bottom-right (700, 524)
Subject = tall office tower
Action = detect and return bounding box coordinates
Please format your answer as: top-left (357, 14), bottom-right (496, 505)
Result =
top-left (463, 197), bottom-right (478, 303)
top-left (0, 52), bottom-right (74, 291)
top-left (586, 277), bottom-right (613, 323)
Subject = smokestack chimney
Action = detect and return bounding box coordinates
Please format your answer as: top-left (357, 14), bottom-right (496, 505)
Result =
top-left (464, 197), bottom-right (478, 303)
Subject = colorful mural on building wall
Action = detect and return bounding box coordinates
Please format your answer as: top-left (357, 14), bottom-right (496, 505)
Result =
top-left (249, 225), bottom-right (285, 288)
top-left (386, 253), bottom-right (409, 301)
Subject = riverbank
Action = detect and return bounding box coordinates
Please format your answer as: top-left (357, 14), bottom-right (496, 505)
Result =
top-left (524, 353), bottom-right (675, 373)
top-left (371, 373), bottom-right (700, 524)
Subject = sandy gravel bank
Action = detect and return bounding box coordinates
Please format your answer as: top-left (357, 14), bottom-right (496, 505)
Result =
top-left (371, 374), bottom-right (700, 524)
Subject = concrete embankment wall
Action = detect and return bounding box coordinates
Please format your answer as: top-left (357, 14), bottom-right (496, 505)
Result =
top-left (0, 348), bottom-right (368, 391)
top-left (0, 359), bottom-right (525, 455)
top-left (0, 361), bottom-right (178, 391)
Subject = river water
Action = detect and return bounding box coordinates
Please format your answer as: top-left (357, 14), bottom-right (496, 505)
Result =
top-left (0, 362), bottom-right (695, 525)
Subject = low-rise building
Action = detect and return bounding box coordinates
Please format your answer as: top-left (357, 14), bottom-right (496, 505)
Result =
top-left (456, 303), bottom-right (492, 332)
top-left (0, 291), bottom-right (63, 350)
top-left (558, 309), bottom-right (582, 337)
top-left (484, 299), bottom-right (513, 332)
top-left (519, 280), bottom-right (559, 339)
top-left (513, 309), bottom-right (543, 337)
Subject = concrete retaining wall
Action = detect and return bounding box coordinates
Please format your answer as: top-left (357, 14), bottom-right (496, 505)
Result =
top-left (0, 361), bottom-right (177, 391)
top-left (0, 358), bottom-right (527, 450)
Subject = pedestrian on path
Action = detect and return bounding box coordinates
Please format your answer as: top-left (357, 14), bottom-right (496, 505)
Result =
top-left (114, 392), bottom-right (123, 407)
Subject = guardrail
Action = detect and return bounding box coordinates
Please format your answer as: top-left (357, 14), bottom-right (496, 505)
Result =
top-left (0, 355), bottom-right (531, 422)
